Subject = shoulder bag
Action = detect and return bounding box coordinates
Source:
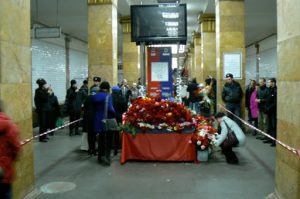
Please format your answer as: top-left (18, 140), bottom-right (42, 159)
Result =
top-left (221, 120), bottom-right (239, 149)
top-left (102, 94), bottom-right (118, 132)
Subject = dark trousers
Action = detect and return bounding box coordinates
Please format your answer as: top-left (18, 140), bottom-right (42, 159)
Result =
top-left (267, 112), bottom-right (277, 143)
top-left (69, 112), bottom-right (80, 134)
top-left (0, 183), bottom-right (12, 199)
top-left (38, 111), bottom-right (49, 140)
top-left (247, 107), bottom-right (252, 122)
top-left (98, 131), bottom-right (112, 161)
top-left (88, 132), bottom-right (97, 153)
top-left (226, 103), bottom-right (241, 126)
top-left (49, 111), bottom-right (57, 135)
top-left (221, 146), bottom-right (239, 164)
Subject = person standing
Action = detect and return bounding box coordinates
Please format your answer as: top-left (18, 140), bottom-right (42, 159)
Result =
top-left (65, 79), bottom-right (85, 136)
top-left (255, 78), bottom-right (269, 140)
top-left (89, 76), bottom-right (101, 93)
top-left (0, 102), bottom-right (21, 199)
top-left (187, 78), bottom-right (200, 114)
top-left (249, 82), bottom-right (259, 135)
top-left (178, 82), bottom-right (189, 106)
top-left (80, 80), bottom-right (89, 101)
top-left (245, 79), bottom-right (255, 123)
top-left (222, 73), bottom-right (243, 124)
top-left (48, 87), bottom-right (60, 136)
top-left (111, 86), bottom-right (127, 156)
top-left (264, 78), bottom-right (277, 147)
top-left (34, 78), bottom-right (51, 142)
top-left (213, 112), bottom-right (246, 164)
top-left (121, 79), bottom-right (130, 107)
top-left (92, 82), bottom-right (116, 165)
top-left (83, 87), bottom-right (98, 156)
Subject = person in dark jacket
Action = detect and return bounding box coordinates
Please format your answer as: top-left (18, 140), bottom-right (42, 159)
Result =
top-left (111, 86), bottom-right (127, 155)
top-left (65, 79), bottom-right (85, 136)
top-left (80, 80), bottom-right (89, 102)
top-left (263, 78), bottom-right (277, 147)
top-left (92, 81), bottom-right (116, 166)
top-left (34, 78), bottom-right (51, 142)
top-left (187, 78), bottom-right (200, 114)
top-left (255, 78), bottom-right (269, 140)
top-left (48, 87), bottom-right (60, 136)
top-left (89, 76), bottom-right (101, 93)
top-left (0, 104), bottom-right (21, 199)
top-left (222, 73), bottom-right (243, 125)
top-left (83, 87), bottom-right (98, 156)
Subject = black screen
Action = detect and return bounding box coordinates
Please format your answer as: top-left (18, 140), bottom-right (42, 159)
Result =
top-left (131, 4), bottom-right (187, 45)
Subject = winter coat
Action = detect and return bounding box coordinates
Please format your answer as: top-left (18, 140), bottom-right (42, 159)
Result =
top-left (111, 87), bottom-right (127, 123)
top-left (83, 95), bottom-right (95, 134)
top-left (214, 116), bottom-right (246, 147)
top-left (222, 81), bottom-right (243, 104)
top-left (34, 87), bottom-right (51, 113)
top-left (79, 85), bottom-right (89, 102)
top-left (0, 113), bottom-right (21, 184)
top-left (187, 82), bottom-right (199, 103)
top-left (65, 87), bottom-right (85, 115)
top-left (256, 85), bottom-right (268, 112)
top-left (250, 90), bottom-right (259, 118)
top-left (92, 92), bottom-right (116, 133)
top-left (265, 86), bottom-right (277, 115)
top-left (49, 93), bottom-right (60, 119)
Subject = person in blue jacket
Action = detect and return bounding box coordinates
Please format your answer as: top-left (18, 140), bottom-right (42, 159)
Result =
top-left (92, 81), bottom-right (115, 166)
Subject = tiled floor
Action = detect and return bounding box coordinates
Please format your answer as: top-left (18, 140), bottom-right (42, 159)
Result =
top-left (32, 127), bottom-right (275, 199)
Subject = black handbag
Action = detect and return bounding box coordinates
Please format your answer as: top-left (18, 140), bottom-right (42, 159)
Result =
top-left (221, 120), bottom-right (239, 149)
top-left (102, 95), bottom-right (118, 132)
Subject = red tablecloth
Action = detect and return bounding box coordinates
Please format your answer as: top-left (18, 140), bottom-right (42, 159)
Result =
top-left (120, 132), bottom-right (196, 164)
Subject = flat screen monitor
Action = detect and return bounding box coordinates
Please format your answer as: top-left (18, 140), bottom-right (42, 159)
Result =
top-left (131, 4), bottom-right (187, 45)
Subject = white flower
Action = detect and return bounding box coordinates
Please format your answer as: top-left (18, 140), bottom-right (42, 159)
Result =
top-left (199, 129), bottom-right (207, 137)
top-left (197, 141), bottom-right (201, 146)
top-left (201, 145), bottom-right (206, 150)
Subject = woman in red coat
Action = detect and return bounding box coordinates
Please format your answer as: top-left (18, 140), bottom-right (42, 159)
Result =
top-left (0, 110), bottom-right (21, 199)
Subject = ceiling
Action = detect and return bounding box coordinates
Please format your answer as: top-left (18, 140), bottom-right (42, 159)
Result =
top-left (30, 0), bottom-right (277, 46)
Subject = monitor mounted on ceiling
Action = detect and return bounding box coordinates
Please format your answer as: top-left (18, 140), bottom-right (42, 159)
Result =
top-left (131, 4), bottom-right (187, 45)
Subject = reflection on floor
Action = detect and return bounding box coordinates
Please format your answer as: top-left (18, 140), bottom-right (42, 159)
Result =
top-left (32, 127), bottom-right (275, 199)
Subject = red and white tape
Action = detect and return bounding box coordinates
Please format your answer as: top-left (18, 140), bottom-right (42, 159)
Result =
top-left (20, 118), bottom-right (83, 146)
top-left (218, 104), bottom-right (300, 157)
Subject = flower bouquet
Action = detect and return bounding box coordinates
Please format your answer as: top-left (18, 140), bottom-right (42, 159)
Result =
top-left (123, 98), bottom-right (196, 134)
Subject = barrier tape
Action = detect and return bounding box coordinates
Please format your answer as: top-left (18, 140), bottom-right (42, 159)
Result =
top-left (20, 118), bottom-right (83, 146)
top-left (218, 104), bottom-right (300, 157)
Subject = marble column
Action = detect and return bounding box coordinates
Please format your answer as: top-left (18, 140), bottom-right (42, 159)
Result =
top-left (193, 32), bottom-right (202, 83)
top-left (187, 48), bottom-right (195, 79)
top-left (0, 0), bottom-right (34, 198)
top-left (270, 1), bottom-right (300, 199)
top-left (215, 0), bottom-right (246, 113)
top-left (88, 0), bottom-right (118, 86)
top-left (120, 16), bottom-right (140, 87)
top-left (199, 14), bottom-right (217, 80)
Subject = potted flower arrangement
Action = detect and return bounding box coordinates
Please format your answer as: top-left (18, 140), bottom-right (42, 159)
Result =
top-left (123, 98), bottom-right (196, 134)
top-left (191, 117), bottom-right (218, 162)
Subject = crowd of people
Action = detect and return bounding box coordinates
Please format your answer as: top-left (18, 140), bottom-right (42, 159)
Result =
top-left (33, 73), bottom-right (277, 166)
top-left (33, 77), bottom-right (145, 166)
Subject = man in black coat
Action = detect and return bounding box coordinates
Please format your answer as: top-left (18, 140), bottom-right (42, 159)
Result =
top-left (222, 73), bottom-right (243, 125)
top-left (34, 78), bottom-right (51, 142)
top-left (264, 78), bottom-right (277, 147)
top-left (65, 79), bottom-right (85, 136)
top-left (255, 78), bottom-right (269, 139)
